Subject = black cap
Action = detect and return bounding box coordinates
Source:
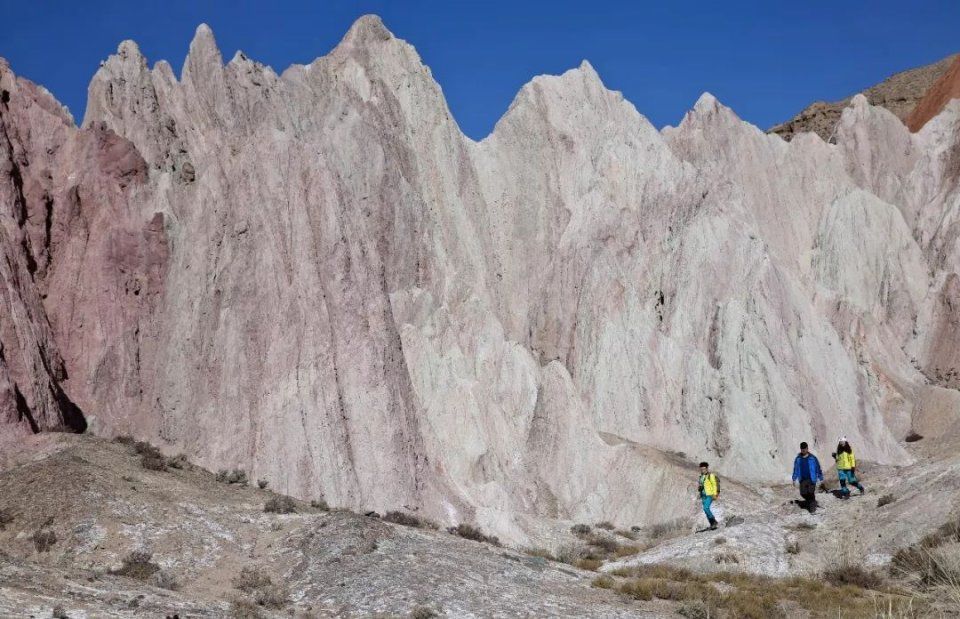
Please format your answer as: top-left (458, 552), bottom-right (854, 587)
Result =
top-left (800, 441), bottom-right (808, 449)
top-left (699, 461), bottom-right (709, 468)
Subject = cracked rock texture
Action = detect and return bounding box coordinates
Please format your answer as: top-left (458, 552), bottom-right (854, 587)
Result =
top-left (2, 16), bottom-right (960, 542)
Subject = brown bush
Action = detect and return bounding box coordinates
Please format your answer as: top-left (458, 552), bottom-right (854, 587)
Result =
top-left (570, 523), bottom-right (592, 536)
top-left (595, 521), bottom-right (615, 530)
top-left (615, 528), bottom-right (638, 540)
top-left (233, 566), bottom-right (288, 609)
top-left (614, 544), bottom-right (641, 558)
top-left (263, 495), bottom-right (296, 514)
top-left (216, 468), bottom-right (248, 485)
top-left (822, 565), bottom-right (884, 590)
top-left (32, 529), bottom-right (57, 553)
top-left (110, 550), bottom-right (160, 581)
top-left (310, 498), bottom-right (329, 510)
top-left (0, 509), bottom-right (13, 531)
top-left (409, 606), bottom-right (439, 619)
top-left (618, 578), bottom-right (655, 601)
top-left (785, 540), bottom-right (801, 554)
top-left (448, 523), bottom-right (500, 546)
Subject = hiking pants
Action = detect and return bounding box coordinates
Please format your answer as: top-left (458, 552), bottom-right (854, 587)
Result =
top-left (799, 480), bottom-right (817, 513)
top-left (701, 494), bottom-right (716, 525)
top-left (838, 469), bottom-right (864, 496)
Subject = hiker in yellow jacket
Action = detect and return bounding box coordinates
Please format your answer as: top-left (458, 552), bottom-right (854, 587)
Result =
top-left (698, 461), bottom-right (720, 530)
top-left (832, 436), bottom-right (865, 499)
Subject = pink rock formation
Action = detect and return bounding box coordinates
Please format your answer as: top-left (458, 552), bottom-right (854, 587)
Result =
top-left (2, 17), bottom-right (960, 539)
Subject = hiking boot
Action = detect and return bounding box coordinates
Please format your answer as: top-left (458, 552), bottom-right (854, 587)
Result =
top-left (710, 523), bottom-right (718, 530)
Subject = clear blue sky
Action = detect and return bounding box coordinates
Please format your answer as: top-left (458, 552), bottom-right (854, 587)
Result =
top-left (2, 1), bottom-right (958, 138)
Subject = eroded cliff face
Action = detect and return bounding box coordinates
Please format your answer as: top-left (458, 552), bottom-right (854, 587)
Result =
top-left (2, 16), bottom-right (959, 539)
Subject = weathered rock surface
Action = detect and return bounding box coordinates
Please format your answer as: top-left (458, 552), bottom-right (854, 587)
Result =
top-left (907, 54), bottom-right (960, 132)
top-left (770, 52), bottom-right (956, 141)
top-left (2, 16), bottom-right (960, 543)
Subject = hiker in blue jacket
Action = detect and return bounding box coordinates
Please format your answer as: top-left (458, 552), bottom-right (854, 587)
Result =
top-left (792, 441), bottom-right (823, 513)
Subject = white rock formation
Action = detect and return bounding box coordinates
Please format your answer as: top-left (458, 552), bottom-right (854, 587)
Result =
top-left (2, 16), bottom-right (959, 541)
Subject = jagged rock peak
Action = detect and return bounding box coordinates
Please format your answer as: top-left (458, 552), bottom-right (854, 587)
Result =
top-left (342, 14), bottom-right (394, 46)
top-left (183, 22), bottom-right (223, 78)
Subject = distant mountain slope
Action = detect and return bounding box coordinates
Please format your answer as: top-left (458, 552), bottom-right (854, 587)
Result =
top-left (769, 53), bottom-right (956, 141)
top-left (907, 54), bottom-right (960, 131)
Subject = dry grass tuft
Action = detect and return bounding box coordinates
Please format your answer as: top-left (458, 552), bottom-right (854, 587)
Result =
top-left (257, 479), bottom-right (269, 490)
top-left (408, 606), bottom-right (439, 619)
top-left (448, 523), bottom-right (500, 546)
top-left (785, 540), bottom-right (801, 555)
top-left (384, 510), bottom-right (438, 529)
top-left (822, 565), bottom-right (885, 589)
top-left (647, 518), bottom-right (690, 540)
top-left (592, 574), bottom-right (615, 589)
top-left (310, 498), bottom-right (329, 510)
top-left (523, 547), bottom-right (556, 561)
top-left (615, 528), bottom-right (638, 540)
top-left (570, 523), bottom-right (592, 536)
top-left (576, 558), bottom-right (603, 571)
top-left (595, 521), bottom-right (615, 530)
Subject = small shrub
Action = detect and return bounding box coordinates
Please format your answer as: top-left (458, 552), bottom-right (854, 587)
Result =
top-left (556, 543), bottom-right (589, 565)
top-left (0, 509), bottom-right (13, 530)
top-left (110, 550), bottom-right (160, 581)
top-left (570, 523), bottom-right (592, 536)
top-left (152, 569), bottom-right (180, 591)
top-left (615, 528), bottom-right (637, 540)
top-left (234, 566), bottom-right (273, 592)
top-left (257, 479), bottom-right (269, 490)
top-left (113, 435), bottom-right (135, 446)
top-left (523, 547), bottom-right (556, 561)
top-left (677, 600), bottom-right (710, 619)
top-left (233, 567), bottom-right (288, 608)
top-left (52, 605), bottom-right (69, 619)
top-left (785, 540), bottom-right (801, 555)
top-left (647, 518), bottom-right (689, 540)
top-left (448, 523), bottom-right (500, 546)
top-left (166, 453), bottom-right (189, 469)
top-left (229, 598), bottom-right (266, 619)
top-left (592, 574), bottom-right (615, 589)
top-left (722, 590), bottom-right (778, 619)
top-left (714, 551), bottom-right (740, 564)
top-left (216, 468), bottom-right (248, 485)
top-left (822, 565), bottom-right (884, 590)
top-left (585, 532), bottom-right (619, 553)
top-left (877, 494), bottom-right (895, 508)
top-left (595, 521), bottom-right (615, 530)
top-left (905, 431), bottom-right (924, 443)
top-left (384, 510), bottom-right (437, 529)
top-left (409, 607), bottom-right (438, 619)
top-left (263, 495), bottom-right (296, 514)
top-left (141, 451), bottom-right (167, 472)
top-left (576, 558), bottom-right (603, 571)
top-left (32, 529), bottom-right (57, 553)
top-left (310, 498), bottom-right (329, 510)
